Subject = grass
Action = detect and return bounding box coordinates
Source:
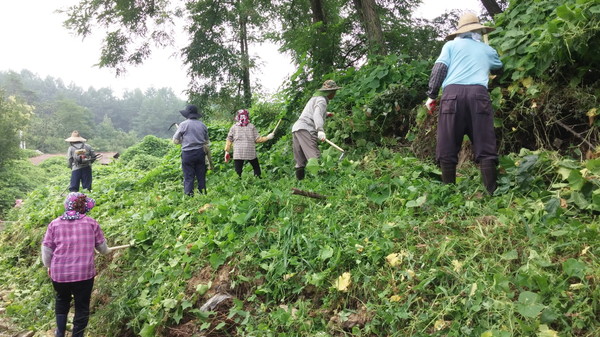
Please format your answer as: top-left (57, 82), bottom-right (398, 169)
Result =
top-left (0, 137), bottom-right (598, 337)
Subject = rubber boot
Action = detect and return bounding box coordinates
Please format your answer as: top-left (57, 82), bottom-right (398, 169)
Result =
top-left (295, 167), bottom-right (305, 180)
top-left (71, 328), bottom-right (85, 337)
top-left (55, 314), bottom-right (67, 337)
top-left (440, 162), bottom-right (456, 184)
top-left (480, 159), bottom-right (497, 195)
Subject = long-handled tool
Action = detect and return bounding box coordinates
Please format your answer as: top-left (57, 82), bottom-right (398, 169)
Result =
top-left (325, 139), bottom-right (345, 161)
top-left (109, 244), bottom-right (131, 252)
top-left (203, 144), bottom-right (214, 170)
top-left (272, 119), bottom-right (282, 134)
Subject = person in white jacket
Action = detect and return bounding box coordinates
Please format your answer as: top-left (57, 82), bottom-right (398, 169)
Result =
top-left (291, 80), bottom-right (341, 180)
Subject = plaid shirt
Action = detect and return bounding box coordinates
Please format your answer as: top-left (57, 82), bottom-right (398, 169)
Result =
top-left (426, 62), bottom-right (448, 99)
top-left (42, 215), bottom-right (106, 283)
top-left (227, 124), bottom-right (260, 160)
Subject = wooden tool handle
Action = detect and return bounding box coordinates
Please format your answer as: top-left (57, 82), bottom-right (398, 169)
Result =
top-left (110, 244), bottom-right (131, 251)
top-left (325, 139), bottom-right (344, 152)
top-left (272, 119), bottom-right (282, 133)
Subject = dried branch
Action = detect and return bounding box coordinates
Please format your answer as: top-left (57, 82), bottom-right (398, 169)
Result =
top-left (291, 188), bottom-right (327, 199)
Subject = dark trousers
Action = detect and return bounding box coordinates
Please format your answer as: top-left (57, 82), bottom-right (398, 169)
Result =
top-left (436, 84), bottom-right (498, 165)
top-left (234, 158), bottom-right (261, 177)
top-left (52, 278), bottom-right (94, 337)
top-left (182, 148), bottom-right (206, 195)
top-left (69, 166), bottom-right (92, 192)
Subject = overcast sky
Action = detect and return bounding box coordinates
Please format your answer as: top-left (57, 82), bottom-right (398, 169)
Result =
top-left (0, 0), bottom-right (482, 100)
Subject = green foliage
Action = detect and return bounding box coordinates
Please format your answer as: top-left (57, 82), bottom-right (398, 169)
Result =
top-left (1, 132), bottom-right (599, 336)
top-left (0, 70), bottom-right (185, 154)
top-left (493, 0), bottom-right (600, 85)
top-left (118, 135), bottom-right (174, 164)
top-left (0, 159), bottom-right (55, 217)
top-left (0, 92), bottom-right (32, 166)
top-left (326, 55), bottom-right (430, 143)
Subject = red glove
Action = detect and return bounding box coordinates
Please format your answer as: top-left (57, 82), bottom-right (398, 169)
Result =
top-left (224, 152), bottom-right (231, 163)
top-left (425, 98), bottom-right (437, 115)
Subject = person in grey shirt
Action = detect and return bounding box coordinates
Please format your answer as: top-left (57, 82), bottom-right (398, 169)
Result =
top-left (291, 80), bottom-right (341, 180)
top-left (172, 104), bottom-right (210, 195)
top-left (65, 131), bottom-right (97, 192)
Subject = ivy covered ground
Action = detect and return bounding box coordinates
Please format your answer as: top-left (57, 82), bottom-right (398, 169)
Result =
top-left (0, 134), bottom-right (598, 337)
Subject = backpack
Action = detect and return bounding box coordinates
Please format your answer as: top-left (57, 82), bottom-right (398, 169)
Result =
top-left (71, 144), bottom-right (92, 165)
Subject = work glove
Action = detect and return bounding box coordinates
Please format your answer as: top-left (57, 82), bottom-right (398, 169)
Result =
top-left (425, 98), bottom-right (437, 115)
top-left (266, 132), bottom-right (274, 140)
top-left (326, 111), bottom-right (334, 118)
top-left (224, 151), bottom-right (231, 163)
top-left (317, 131), bottom-right (326, 141)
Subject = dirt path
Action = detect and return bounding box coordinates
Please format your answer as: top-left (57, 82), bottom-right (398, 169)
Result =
top-left (28, 152), bottom-right (118, 166)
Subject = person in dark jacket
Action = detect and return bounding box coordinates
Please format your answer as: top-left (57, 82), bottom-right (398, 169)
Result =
top-left (425, 12), bottom-right (503, 195)
top-left (42, 192), bottom-right (112, 337)
top-left (65, 131), bottom-right (97, 192)
top-left (172, 104), bottom-right (210, 195)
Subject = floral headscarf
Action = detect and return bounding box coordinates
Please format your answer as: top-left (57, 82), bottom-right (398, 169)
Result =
top-left (61, 192), bottom-right (95, 220)
top-left (235, 109), bottom-right (250, 127)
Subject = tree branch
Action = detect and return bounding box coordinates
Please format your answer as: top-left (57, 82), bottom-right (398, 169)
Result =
top-left (291, 188), bottom-right (327, 199)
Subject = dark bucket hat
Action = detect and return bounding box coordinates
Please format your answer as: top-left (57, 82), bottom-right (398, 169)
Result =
top-left (179, 104), bottom-right (201, 119)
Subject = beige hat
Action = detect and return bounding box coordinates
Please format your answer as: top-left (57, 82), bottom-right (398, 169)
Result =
top-left (446, 12), bottom-right (496, 40)
top-left (319, 80), bottom-right (342, 91)
top-left (65, 130), bottom-right (86, 142)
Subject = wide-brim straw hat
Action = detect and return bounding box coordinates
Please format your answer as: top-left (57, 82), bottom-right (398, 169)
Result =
top-left (319, 80), bottom-right (342, 92)
top-left (446, 12), bottom-right (496, 40)
top-left (65, 131), bottom-right (86, 142)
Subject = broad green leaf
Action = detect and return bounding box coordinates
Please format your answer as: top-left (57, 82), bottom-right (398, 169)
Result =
top-left (563, 258), bottom-right (586, 279)
top-left (139, 323), bottom-right (156, 337)
top-left (209, 252), bottom-right (227, 269)
top-left (556, 167), bottom-right (572, 180)
top-left (516, 291), bottom-right (544, 318)
top-left (231, 213), bottom-right (247, 225)
top-left (567, 169), bottom-right (585, 190)
top-left (305, 157), bottom-right (320, 175)
top-left (162, 298), bottom-right (177, 309)
top-left (367, 187), bottom-right (390, 205)
top-left (501, 249), bottom-right (518, 260)
top-left (550, 230), bottom-right (568, 237)
top-left (556, 5), bottom-right (575, 20)
top-left (538, 324), bottom-right (559, 337)
top-left (406, 195), bottom-right (426, 208)
top-left (586, 158), bottom-right (600, 175)
top-left (318, 245), bottom-right (334, 261)
top-left (570, 191), bottom-right (590, 209)
top-left (196, 283), bottom-right (211, 295)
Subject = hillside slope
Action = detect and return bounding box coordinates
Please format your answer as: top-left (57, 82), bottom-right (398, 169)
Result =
top-left (0, 136), bottom-right (599, 337)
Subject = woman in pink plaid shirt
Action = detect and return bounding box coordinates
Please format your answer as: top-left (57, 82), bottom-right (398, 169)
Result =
top-left (224, 109), bottom-right (275, 177)
top-left (42, 192), bottom-right (112, 337)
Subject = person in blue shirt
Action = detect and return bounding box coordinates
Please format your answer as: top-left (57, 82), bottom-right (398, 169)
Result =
top-left (172, 104), bottom-right (210, 196)
top-left (425, 12), bottom-right (503, 195)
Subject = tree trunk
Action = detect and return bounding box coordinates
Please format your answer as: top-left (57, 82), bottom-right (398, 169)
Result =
top-left (239, 14), bottom-right (252, 107)
top-left (310, 0), bottom-right (327, 24)
top-left (353, 0), bottom-right (386, 55)
top-left (480, 0), bottom-right (503, 17)
top-left (309, 0), bottom-right (334, 76)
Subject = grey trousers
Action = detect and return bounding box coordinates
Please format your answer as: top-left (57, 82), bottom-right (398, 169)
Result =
top-left (292, 130), bottom-right (320, 168)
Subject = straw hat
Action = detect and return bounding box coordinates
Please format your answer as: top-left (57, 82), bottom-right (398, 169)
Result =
top-left (65, 131), bottom-right (86, 142)
top-left (319, 80), bottom-right (342, 92)
top-left (446, 12), bottom-right (496, 40)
